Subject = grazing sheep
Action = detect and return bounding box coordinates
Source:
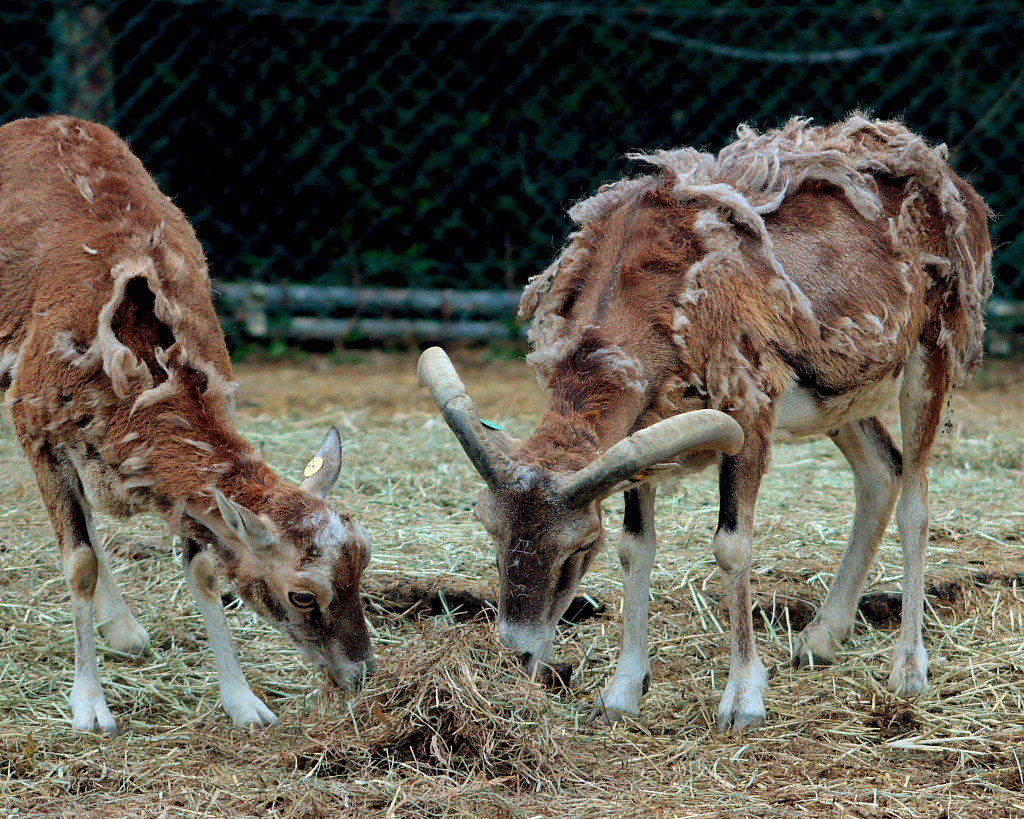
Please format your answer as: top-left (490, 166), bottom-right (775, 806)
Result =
top-left (421, 115), bottom-right (992, 732)
top-left (0, 115), bottom-right (375, 734)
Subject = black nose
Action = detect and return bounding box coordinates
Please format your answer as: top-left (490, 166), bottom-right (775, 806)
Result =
top-left (518, 651), bottom-right (533, 666)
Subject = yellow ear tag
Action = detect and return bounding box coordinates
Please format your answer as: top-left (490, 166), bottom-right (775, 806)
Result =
top-left (304, 456), bottom-right (324, 478)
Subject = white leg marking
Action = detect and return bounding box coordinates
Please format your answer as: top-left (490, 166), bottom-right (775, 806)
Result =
top-left (591, 484), bottom-right (656, 725)
top-left (889, 481), bottom-right (930, 696)
top-left (888, 349), bottom-right (945, 697)
top-left (183, 545), bottom-right (278, 727)
top-left (30, 451), bottom-right (118, 734)
top-left (794, 418), bottom-right (900, 667)
top-left (718, 660), bottom-right (769, 734)
top-left (714, 528), bottom-right (768, 734)
top-left (90, 523), bottom-right (150, 655)
top-left (66, 549), bottom-right (119, 736)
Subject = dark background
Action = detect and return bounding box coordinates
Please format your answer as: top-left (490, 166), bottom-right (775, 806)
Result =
top-left (3, 1), bottom-right (1023, 300)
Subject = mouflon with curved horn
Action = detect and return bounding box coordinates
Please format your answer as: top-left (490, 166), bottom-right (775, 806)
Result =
top-left (422, 115), bottom-right (992, 734)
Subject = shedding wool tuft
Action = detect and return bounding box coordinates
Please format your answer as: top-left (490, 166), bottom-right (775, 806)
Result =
top-left (0, 115), bottom-right (259, 524)
top-left (521, 115), bottom-right (992, 387)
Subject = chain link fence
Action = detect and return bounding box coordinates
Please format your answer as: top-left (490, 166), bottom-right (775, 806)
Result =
top-left (3, 1), bottom-right (1023, 343)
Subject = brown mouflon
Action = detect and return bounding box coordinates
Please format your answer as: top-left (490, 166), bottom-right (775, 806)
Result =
top-left (421, 116), bottom-right (992, 733)
top-left (0, 115), bottom-right (375, 735)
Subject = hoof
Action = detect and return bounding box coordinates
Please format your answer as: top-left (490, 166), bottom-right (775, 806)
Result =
top-left (99, 614), bottom-right (150, 655)
top-left (588, 671), bottom-right (649, 726)
top-left (587, 704), bottom-right (637, 727)
top-left (223, 690), bottom-right (279, 727)
top-left (790, 649), bottom-right (835, 669)
top-left (791, 620), bottom-right (849, 669)
top-left (888, 644), bottom-right (929, 698)
top-left (536, 662), bottom-right (573, 691)
top-left (716, 705), bottom-right (765, 735)
top-left (716, 671), bottom-right (767, 735)
top-left (70, 689), bottom-right (119, 736)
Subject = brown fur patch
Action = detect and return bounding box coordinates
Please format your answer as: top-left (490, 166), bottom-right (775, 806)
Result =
top-left (0, 117), bottom-right (371, 663)
top-left (516, 115), bottom-right (992, 474)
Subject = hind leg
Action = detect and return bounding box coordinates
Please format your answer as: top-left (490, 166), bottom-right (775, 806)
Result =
top-left (92, 530), bottom-right (150, 655)
top-left (29, 445), bottom-right (118, 734)
top-left (63, 456), bottom-right (149, 654)
top-left (889, 348), bottom-right (949, 696)
top-left (793, 417), bottom-right (901, 667)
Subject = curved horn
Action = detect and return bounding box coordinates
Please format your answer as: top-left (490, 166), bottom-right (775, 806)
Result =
top-left (418, 346), bottom-right (521, 487)
top-left (558, 409), bottom-right (744, 509)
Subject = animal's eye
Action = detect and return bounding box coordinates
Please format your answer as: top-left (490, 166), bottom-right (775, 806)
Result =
top-left (288, 591), bottom-right (317, 609)
top-left (571, 541), bottom-right (595, 557)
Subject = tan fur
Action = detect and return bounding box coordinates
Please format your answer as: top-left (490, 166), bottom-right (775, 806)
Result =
top-left (520, 116), bottom-right (991, 445)
top-left (0, 116), bottom-right (374, 731)
top-left (482, 115), bottom-right (993, 731)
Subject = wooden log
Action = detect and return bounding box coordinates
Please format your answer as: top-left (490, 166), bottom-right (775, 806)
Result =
top-left (287, 316), bottom-right (524, 342)
top-left (985, 298), bottom-right (1024, 355)
top-left (214, 282), bottom-right (1022, 348)
top-left (988, 297), bottom-right (1024, 320)
top-left (214, 282), bottom-right (521, 316)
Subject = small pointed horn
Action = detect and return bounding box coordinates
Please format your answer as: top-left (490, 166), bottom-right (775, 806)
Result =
top-left (558, 409), bottom-right (744, 508)
top-left (418, 346), bottom-right (521, 487)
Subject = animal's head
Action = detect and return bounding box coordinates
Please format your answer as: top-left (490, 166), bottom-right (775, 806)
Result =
top-left (419, 347), bottom-right (743, 674)
top-left (204, 428), bottom-right (375, 691)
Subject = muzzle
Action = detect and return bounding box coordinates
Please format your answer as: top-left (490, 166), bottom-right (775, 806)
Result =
top-left (326, 654), bottom-right (377, 692)
top-left (498, 619), bottom-right (554, 675)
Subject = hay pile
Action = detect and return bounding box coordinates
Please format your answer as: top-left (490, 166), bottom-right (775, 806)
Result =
top-left (281, 621), bottom-right (585, 791)
top-left (0, 354), bottom-right (1021, 817)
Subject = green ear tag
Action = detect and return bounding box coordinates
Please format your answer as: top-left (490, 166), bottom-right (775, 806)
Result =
top-left (480, 419), bottom-right (504, 431)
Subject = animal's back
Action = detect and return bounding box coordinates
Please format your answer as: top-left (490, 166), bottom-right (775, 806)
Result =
top-left (522, 116), bottom-right (993, 430)
top-left (0, 115), bottom-right (231, 390)
top-left (766, 171), bottom-right (992, 392)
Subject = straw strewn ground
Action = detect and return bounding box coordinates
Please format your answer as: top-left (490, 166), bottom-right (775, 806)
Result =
top-left (0, 351), bottom-right (1021, 818)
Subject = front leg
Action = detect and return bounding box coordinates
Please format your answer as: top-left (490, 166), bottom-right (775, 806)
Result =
top-left (590, 483), bottom-right (657, 725)
top-left (182, 539), bottom-right (278, 727)
top-left (714, 430), bottom-right (771, 734)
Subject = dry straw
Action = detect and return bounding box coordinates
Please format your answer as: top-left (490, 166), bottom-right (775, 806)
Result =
top-left (0, 353), bottom-right (1021, 818)
top-left (280, 620), bottom-right (584, 789)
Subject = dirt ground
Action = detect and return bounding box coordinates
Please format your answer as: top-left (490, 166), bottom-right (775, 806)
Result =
top-left (0, 351), bottom-right (1021, 818)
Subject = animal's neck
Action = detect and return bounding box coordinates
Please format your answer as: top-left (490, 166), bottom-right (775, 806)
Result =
top-left (107, 392), bottom-right (282, 520)
top-left (520, 380), bottom-right (648, 475)
top-left (550, 382), bottom-right (647, 444)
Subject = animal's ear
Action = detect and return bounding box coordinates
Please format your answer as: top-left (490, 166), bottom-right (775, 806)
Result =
top-left (299, 426), bottom-right (343, 499)
top-left (214, 489), bottom-right (275, 550)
